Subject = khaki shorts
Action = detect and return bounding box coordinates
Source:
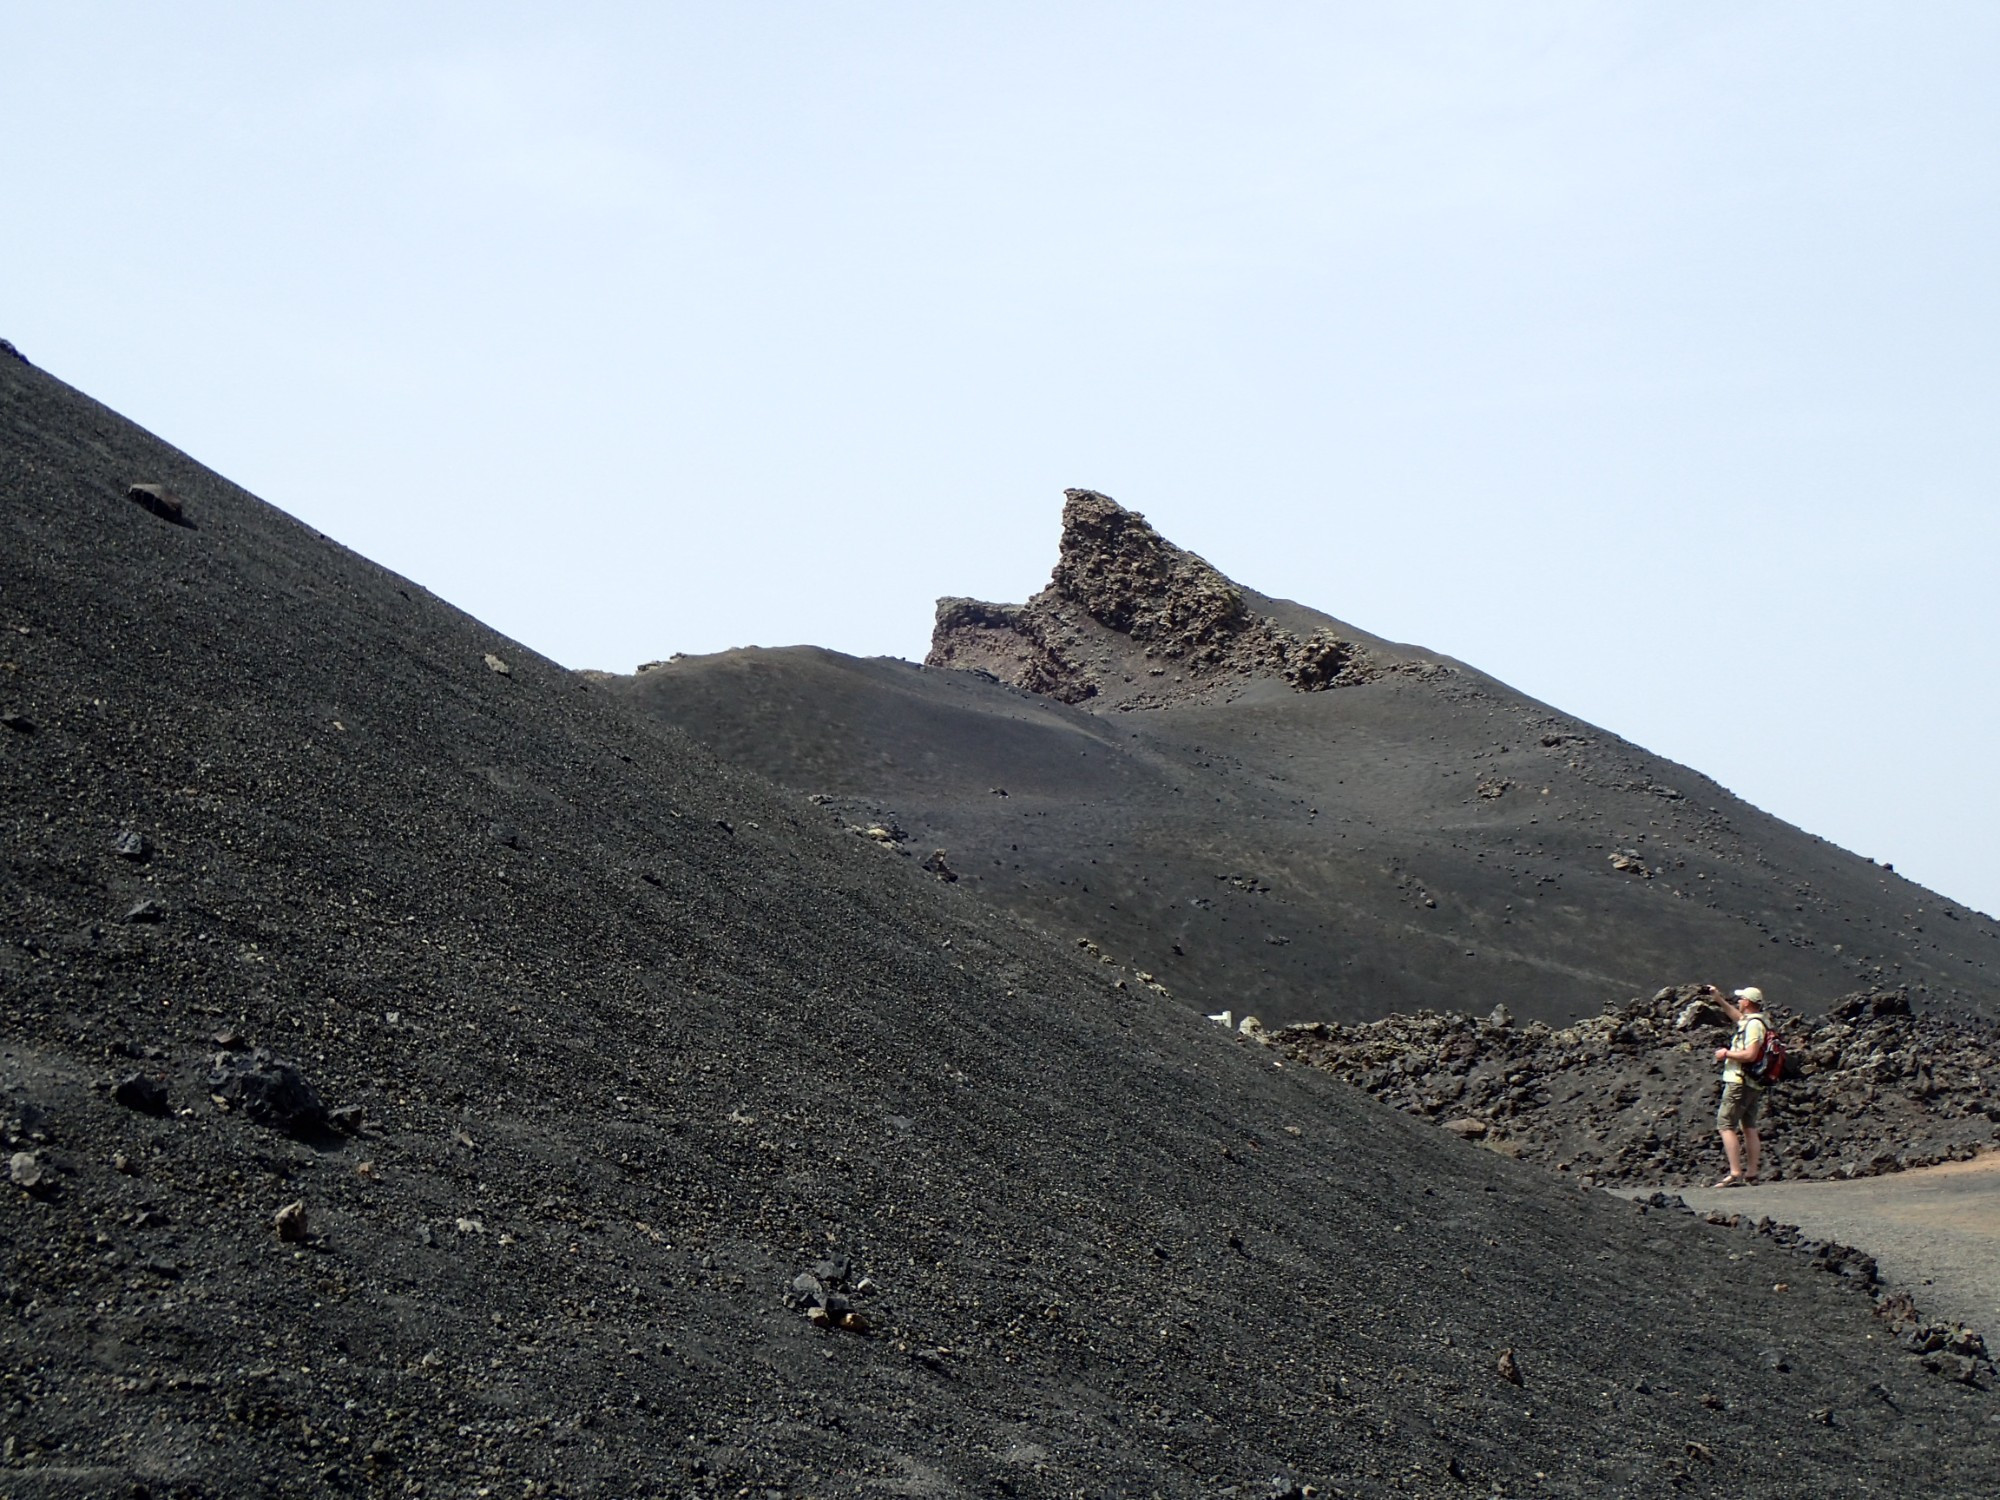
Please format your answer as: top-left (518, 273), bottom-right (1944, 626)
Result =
top-left (1717, 1080), bottom-right (1764, 1132)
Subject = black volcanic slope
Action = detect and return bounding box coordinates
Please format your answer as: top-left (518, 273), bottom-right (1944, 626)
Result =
top-left (3, 355), bottom-right (1998, 1498)
top-left (611, 491), bottom-right (2000, 1030)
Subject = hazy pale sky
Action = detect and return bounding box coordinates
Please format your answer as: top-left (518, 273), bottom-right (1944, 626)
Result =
top-left (6, 4), bottom-right (1997, 920)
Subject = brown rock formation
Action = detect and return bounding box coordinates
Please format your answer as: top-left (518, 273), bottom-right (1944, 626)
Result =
top-left (926, 489), bottom-right (1377, 705)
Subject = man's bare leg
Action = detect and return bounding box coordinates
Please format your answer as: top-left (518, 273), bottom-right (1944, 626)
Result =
top-left (1717, 1128), bottom-right (1745, 1185)
top-left (1743, 1128), bottom-right (1761, 1182)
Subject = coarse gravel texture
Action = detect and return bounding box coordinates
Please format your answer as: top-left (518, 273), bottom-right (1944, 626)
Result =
top-left (4, 351), bottom-right (2000, 1497)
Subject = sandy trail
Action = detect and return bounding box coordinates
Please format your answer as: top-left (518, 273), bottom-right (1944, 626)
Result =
top-left (1643, 1154), bottom-right (2000, 1333)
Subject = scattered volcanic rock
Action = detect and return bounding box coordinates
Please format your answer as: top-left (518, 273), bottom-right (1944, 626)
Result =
top-left (9, 1149), bottom-right (51, 1194)
top-left (1270, 985), bottom-right (2000, 1186)
top-left (786, 1248), bottom-right (874, 1332)
top-left (273, 1198), bottom-right (310, 1243)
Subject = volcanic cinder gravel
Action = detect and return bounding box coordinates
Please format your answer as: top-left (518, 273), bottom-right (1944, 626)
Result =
top-left (4, 351), bottom-right (2000, 1498)
top-left (612, 491), bottom-right (2000, 1033)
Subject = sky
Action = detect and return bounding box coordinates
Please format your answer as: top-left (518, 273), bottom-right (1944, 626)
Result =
top-left (4, 3), bottom-right (1997, 919)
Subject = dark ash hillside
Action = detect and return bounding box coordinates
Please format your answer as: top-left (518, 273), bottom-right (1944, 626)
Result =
top-left (3, 353), bottom-right (1998, 1497)
top-left (610, 492), bottom-right (2000, 1032)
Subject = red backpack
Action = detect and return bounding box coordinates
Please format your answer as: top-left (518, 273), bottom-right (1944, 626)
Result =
top-left (1747, 1017), bottom-right (1788, 1086)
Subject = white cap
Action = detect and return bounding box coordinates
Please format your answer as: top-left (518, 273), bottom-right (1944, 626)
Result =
top-left (1732, 986), bottom-right (1764, 1008)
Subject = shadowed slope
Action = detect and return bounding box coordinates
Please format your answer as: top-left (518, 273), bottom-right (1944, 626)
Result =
top-left (613, 492), bottom-right (2000, 1029)
top-left (3, 356), bottom-right (1997, 1497)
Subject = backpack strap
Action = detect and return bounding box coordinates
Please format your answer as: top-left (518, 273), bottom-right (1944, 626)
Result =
top-left (1739, 1014), bottom-right (1767, 1059)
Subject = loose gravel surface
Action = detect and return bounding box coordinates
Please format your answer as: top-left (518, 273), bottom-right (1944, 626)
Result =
top-left (5, 351), bottom-right (2000, 1497)
top-left (1659, 1156), bottom-right (2000, 1335)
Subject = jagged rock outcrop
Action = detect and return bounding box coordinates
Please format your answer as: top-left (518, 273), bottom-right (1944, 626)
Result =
top-left (927, 489), bottom-right (1378, 705)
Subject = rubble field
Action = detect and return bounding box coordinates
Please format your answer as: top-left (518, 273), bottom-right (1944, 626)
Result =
top-left (1271, 984), bottom-right (2000, 1188)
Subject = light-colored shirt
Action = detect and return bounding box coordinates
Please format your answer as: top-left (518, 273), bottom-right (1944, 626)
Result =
top-left (1722, 1013), bottom-right (1769, 1086)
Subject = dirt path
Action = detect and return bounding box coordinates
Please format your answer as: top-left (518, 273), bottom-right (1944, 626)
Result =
top-left (1638, 1153), bottom-right (2000, 1333)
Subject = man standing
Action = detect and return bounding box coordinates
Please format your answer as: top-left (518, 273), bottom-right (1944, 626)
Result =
top-left (1708, 985), bottom-right (1769, 1187)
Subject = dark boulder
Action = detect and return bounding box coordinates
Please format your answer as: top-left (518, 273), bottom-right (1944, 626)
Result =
top-left (126, 483), bottom-right (193, 528)
top-left (208, 1048), bottom-right (328, 1136)
top-left (112, 1072), bottom-right (170, 1116)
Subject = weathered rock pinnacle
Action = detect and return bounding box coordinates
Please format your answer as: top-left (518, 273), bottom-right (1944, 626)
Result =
top-left (926, 488), bottom-right (1374, 705)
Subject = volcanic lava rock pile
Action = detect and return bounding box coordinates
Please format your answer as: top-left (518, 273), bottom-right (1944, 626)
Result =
top-left (1271, 985), bottom-right (2000, 1187)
